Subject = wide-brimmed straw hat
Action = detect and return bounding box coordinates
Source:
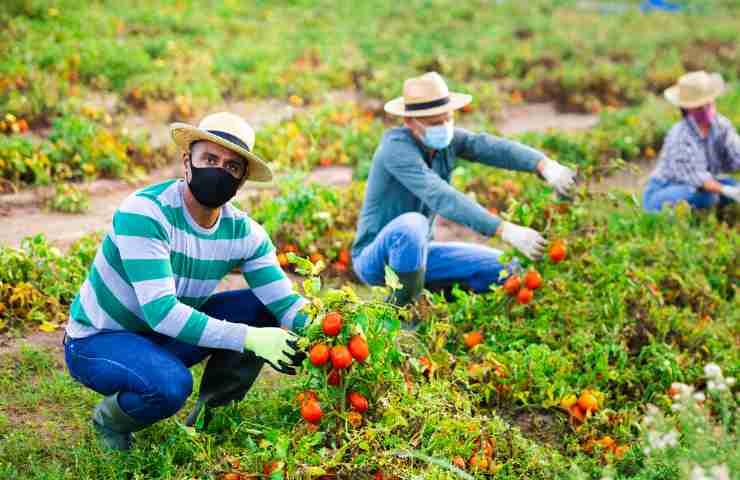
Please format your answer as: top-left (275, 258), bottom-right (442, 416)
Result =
top-left (170, 112), bottom-right (272, 182)
top-left (664, 71), bottom-right (725, 109)
top-left (384, 72), bottom-right (472, 117)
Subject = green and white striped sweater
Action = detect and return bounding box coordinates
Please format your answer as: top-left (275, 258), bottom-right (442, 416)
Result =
top-left (65, 179), bottom-right (308, 352)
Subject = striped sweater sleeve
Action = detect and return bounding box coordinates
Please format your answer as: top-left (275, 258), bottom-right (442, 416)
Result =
top-left (113, 198), bottom-right (249, 352)
top-left (241, 219), bottom-right (309, 332)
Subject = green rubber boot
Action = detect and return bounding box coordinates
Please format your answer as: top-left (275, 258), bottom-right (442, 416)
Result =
top-left (388, 268), bottom-right (426, 331)
top-left (92, 393), bottom-right (148, 451)
top-left (389, 268), bottom-right (427, 307)
top-left (185, 350), bottom-right (265, 430)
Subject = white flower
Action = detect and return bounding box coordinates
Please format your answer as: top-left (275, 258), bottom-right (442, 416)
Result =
top-left (690, 465), bottom-right (708, 480)
top-left (726, 377), bottom-right (736, 386)
top-left (708, 380), bottom-right (718, 391)
top-left (704, 363), bottom-right (722, 379)
top-left (710, 464), bottom-right (730, 480)
top-left (643, 447), bottom-right (651, 456)
top-left (671, 403), bottom-right (683, 412)
top-left (693, 392), bottom-right (706, 402)
top-left (663, 430), bottom-right (678, 448)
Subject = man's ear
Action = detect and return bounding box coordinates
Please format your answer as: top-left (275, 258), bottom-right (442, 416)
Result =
top-left (182, 150), bottom-right (191, 182)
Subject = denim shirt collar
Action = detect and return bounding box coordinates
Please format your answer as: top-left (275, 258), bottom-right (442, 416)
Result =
top-left (686, 116), bottom-right (717, 142)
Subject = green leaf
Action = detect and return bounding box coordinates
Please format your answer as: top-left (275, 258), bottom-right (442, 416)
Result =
top-left (384, 265), bottom-right (401, 291)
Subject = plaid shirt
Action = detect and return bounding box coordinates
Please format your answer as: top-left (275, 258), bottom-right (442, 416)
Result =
top-left (652, 114), bottom-right (740, 187)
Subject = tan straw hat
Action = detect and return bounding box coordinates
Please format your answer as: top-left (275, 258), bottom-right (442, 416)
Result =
top-left (170, 112), bottom-right (272, 182)
top-left (384, 72), bottom-right (472, 117)
top-left (664, 71), bottom-right (725, 109)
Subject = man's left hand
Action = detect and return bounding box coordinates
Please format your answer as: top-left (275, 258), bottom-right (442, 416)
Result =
top-left (539, 158), bottom-right (577, 197)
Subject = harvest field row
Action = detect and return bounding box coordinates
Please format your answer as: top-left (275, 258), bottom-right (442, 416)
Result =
top-left (1, 1), bottom-right (739, 479)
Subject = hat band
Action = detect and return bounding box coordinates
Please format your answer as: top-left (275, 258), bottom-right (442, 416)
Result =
top-left (405, 96), bottom-right (450, 112)
top-left (207, 129), bottom-right (251, 151)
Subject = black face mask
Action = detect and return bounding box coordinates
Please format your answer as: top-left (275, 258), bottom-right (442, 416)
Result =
top-left (187, 157), bottom-right (242, 209)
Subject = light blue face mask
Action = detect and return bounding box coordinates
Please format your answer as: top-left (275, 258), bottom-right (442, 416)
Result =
top-left (418, 120), bottom-right (454, 150)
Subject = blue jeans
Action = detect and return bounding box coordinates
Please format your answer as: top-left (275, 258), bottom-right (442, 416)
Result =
top-left (643, 177), bottom-right (738, 213)
top-left (64, 289), bottom-right (276, 425)
top-left (352, 212), bottom-right (517, 293)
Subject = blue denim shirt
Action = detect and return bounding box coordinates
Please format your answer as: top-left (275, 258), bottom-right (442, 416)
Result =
top-left (352, 127), bottom-right (544, 258)
top-left (652, 114), bottom-right (740, 187)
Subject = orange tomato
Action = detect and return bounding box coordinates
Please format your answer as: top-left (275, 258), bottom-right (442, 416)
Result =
top-left (453, 456), bottom-right (466, 469)
top-left (309, 343), bottom-right (330, 366)
top-left (577, 391), bottom-right (598, 413)
top-left (330, 345), bottom-right (353, 369)
top-left (347, 391), bottom-right (369, 413)
top-left (322, 312), bottom-right (342, 336)
top-left (463, 331), bottom-right (484, 349)
top-left (503, 275), bottom-right (521, 296)
top-left (517, 287), bottom-right (533, 305)
top-left (549, 241), bottom-right (567, 263)
top-left (300, 399), bottom-right (322, 423)
top-left (277, 253), bottom-right (289, 268)
top-left (524, 270), bottom-right (542, 290)
top-left (348, 335), bottom-right (369, 363)
top-left (569, 404), bottom-right (586, 423)
top-left (597, 436), bottom-right (615, 450)
top-left (338, 249), bottom-right (351, 265)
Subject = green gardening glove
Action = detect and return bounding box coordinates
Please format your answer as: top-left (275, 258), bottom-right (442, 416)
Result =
top-left (244, 326), bottom-right (303, 375)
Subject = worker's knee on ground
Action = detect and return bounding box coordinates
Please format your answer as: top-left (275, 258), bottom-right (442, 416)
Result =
top-left (154, 368), bottom-right (193, 418)
top-left (392, 212), bottom-right (428, 248)
top-left (691, 191), bottom-right (720, 209)
top-left (469, 262), bottom-right (508, 292)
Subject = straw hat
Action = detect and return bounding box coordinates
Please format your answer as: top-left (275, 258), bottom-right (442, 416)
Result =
top-left (384, 72), bottom-right (472, 117)
top-left (664, 71), bottom-right (725, 109)
top-left (170, 112), bottom-right (272, 182)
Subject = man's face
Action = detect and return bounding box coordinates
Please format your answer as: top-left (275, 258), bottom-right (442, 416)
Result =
top-left (184, 141), bottom-right (248, 182)
top-left (404, 111), bottom-right (453, 139)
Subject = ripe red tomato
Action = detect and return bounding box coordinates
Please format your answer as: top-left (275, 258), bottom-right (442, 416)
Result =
top-left (503, 275), bottom-right (521, 296)
top-left (524, 270), bottom-right (542, 290)
top-left (577, 391), bottom-right (599, 413)
top-left (300, 399), bottom-right (322, 423)
top-left (517, 287), bottom-right (533, 305)
top-left (338, 249), bottom-right (351, 265)
top-left (348, 391), bottom-right (369, 413)
top-left (549, 241), bottom-right (567, 263)
top-left (309, 343), bottom-right (330, 366)
top-left (463, 331), bottom-right (484, 349)
top-left (322, 312), bottom-right (343, 336)
top-left (330, 345), bottom-right (353, 369)
top-left (348, 335), bottom-right (369, 363)
top-left (327, 369), bottom-right (341, 386)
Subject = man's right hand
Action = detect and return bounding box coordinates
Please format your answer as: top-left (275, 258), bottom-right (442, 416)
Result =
top-left (719, 184), bottom-right (740, 203)
top-left (243, 326), bottom-right (302, 374)
top-left (498, 221), bottom-right (546, 260)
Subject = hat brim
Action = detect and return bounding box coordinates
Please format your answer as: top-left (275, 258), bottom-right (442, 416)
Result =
top-left (170, 123), bottom-right (273, 183)
top-left (664, 74), bottom-right (725, 109)
top-left (384, 92), bottom-right (472, 117)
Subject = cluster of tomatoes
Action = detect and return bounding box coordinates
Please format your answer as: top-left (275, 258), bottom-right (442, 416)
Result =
top-left (0, 113), bottom-right (30, 134)
top-left (299, 312), bottom-right (371, 425)
top-left (501, 240), bottom-right (567, 305)
top-left (560, 389), bottom-right (599, 424)
top-left (277, 244), bottom-right (352, 274)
